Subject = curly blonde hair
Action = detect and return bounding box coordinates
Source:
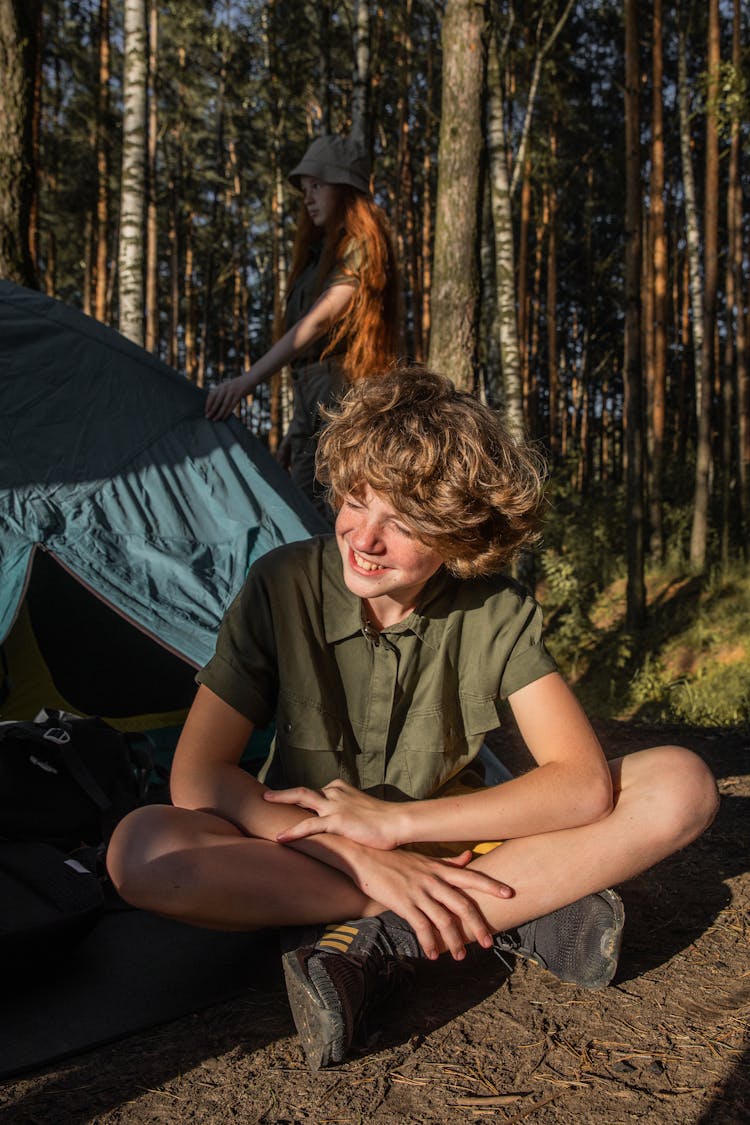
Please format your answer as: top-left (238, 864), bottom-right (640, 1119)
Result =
top-left (315, 367), bottom-right (546, 578)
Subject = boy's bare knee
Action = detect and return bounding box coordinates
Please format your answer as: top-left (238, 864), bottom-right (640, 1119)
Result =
top-left (648, 745), bottom-right (719, 846)
top-left (106, 804), bottom-right (181, 909)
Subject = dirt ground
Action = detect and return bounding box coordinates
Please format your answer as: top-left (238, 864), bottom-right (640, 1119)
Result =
top-left (1, 720), bottom-right (748, 1125)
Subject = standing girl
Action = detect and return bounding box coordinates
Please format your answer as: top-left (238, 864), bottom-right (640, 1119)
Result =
top-left (205, 134), bottom-right (401, 514)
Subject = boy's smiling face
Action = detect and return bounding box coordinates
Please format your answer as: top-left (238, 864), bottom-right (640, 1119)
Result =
top-left (335, 486), bottom-right (443, 629)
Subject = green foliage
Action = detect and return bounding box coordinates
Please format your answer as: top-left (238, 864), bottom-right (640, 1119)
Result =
top-left (542, 544), bottom-right (750, 728)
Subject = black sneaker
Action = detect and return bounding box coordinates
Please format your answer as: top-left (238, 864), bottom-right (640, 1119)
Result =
top-left (493, 889), bottom-right (624, 989)
top-left (282, 917), bottom-right (414, 1070)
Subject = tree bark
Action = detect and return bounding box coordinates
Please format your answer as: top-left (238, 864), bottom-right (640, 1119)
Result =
top-left (95, 0), bottom-right (110, 323)
top-left (485, 26), bottom-right (523, 434)
top-left (649, 0), bottom-right (667, 562)
top-left (688, 0), bottom-right (719, 572)
top-left (0, 0), bottom-right (40, 287)
top-left (428, 0), bottom-right (487, 391)
top-left (145, 0), bottom-right (158, 352)
top-left (729, 0), bottom-right (749, 554)
top-left (545, 145), bottom-right (559, 459)
top-left (624, 0), bottom-right (646, 629)
top-left (118, 0), bottom-right (147, 345)
top-left (351, 0), bottom-right (370, 146)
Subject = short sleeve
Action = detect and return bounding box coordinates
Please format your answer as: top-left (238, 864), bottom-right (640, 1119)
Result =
top-left (196, 567), bottom-right (279, 727)
top-left (324, 240), bottom-right (362, 289)
top-left (498, 600), bottom-right (558, 699)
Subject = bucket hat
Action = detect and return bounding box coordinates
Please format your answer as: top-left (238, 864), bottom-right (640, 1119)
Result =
top-left (288, 134), bottom-right (371, 194)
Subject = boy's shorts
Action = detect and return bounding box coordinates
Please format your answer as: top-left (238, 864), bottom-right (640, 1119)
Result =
top-left (408, 770), bottom-right (503, 860)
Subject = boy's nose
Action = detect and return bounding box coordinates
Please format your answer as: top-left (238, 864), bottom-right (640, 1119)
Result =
top-left (351, 520), bottom-right (383, 554)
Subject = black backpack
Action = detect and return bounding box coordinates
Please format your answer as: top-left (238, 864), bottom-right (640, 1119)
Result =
top-left (0, 708), bottom-right (153, 850)
top-left (0, 709), bottom-right (154, 962)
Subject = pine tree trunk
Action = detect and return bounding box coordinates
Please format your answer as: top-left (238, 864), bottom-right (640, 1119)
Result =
top-left (0, 0), bottom-right (40, 286)
top-left (517, 155), bottom-right (532, 432)
top-left (687, 1), bottom-right (719, 571)
top-left (95, 0), bottom-right (110, 323)
top-left (730, 0), bottom-right (749, 554)
top-left (545, 162), bottom-right (559, 458)
top-left (428, 0), bottom-right (486, 391)
top-left (118, 0), bottom-right (147, 344)
top-left (624, 0), bottom-right (646, 629)
top-left (649, 0), bottom-right (667, 561)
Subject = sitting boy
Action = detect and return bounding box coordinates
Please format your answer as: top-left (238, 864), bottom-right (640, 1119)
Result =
top-left (108, 367), bottom-right (718, 1071)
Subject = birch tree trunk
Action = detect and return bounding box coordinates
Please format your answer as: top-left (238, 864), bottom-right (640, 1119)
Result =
top-left (118, 0), bottom-right (147, 345)
top-left (624, 0), bottom-right (646, 629)
top-left (351, 0), bottom-right (370, 145)
top-left (428, 0), bottom-right (486, 391)
top-left (145, 0), bottom-right (158, 352)
top-left (485, 27), bottom-right (523, 434)
top-left (0, 0), bottom-right (40, 287)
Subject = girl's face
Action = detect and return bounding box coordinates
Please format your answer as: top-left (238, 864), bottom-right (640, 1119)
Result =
top-left (300, 176), bottom-right (341, 231)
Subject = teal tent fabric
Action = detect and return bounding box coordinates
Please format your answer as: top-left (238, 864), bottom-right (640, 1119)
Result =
top-left (0, 280), bottom-right (326, 670)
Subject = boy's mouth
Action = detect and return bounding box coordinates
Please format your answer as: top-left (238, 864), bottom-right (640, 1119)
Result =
top-left (351, 549), bottom-right (386, 573)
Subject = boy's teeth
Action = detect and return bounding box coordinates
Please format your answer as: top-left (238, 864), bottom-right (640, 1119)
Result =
top-left (354, 551), bottom-right (383, 572)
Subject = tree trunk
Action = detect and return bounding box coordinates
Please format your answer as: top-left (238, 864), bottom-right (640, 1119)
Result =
top-left (517, 154), bottom-right (532, 432)
top-left (351, 0), bottom-right (370, 145)
top-left (688, 0), bottom-right (719, 571)
top-left (428, 0), bottom-right (486, 391)
top-left (118, 0), bottom-right (147, 344)
top-left (730, 0), bottom-right (749, 554)
top-left (95, 0), bottom-right (110, 323)
top-left (545, 154), bottom-right (559, 459)
top-left (649, 0), bottom-right (667, 562)
top-left (0, 0), bottom-right (41, 287)
top-left (624, 0), bottom-right (646, 629)
top-left (145, 0), bottom-right (158, 352)
top-left (485, 27), bottom-right (523, 434)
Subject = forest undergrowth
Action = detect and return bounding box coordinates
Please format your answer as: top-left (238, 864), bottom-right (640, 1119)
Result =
top-left (537, 483), bottom-right (750, 728)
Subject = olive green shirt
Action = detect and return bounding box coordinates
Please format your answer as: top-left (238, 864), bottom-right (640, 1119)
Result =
top-left (197, 536), bottom-right (557, 800)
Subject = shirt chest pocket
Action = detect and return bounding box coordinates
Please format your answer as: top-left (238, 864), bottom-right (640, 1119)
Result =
top-left (275, 699), bottom-right (358, 790)
top-left (395, 696), bottom-right (502, 798)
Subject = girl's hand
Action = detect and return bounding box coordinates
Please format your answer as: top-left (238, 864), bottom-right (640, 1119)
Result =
top-left (205, 375), bottom-right (253, 421)
top-left (264, 779), bottom-right (404, 850)
top-left (349, 846), bottom-right (513, 961)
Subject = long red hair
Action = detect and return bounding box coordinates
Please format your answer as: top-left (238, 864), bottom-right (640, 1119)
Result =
top-left (285, 186), bottom-right (401, 381)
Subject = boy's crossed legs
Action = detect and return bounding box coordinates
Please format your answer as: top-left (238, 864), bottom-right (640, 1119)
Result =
top-left (108, 745), bottom-right (717, 1069)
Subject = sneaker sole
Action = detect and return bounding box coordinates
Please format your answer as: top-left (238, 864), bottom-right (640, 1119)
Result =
top-left (495, 888), bottom-right (626, 990)
top-left (282, 950), bottom-right (346, 1070)
top-left (550, 888), bottom-right (625, 989)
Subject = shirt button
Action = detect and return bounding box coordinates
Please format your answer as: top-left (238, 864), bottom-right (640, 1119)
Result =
top-left (284, 722), bottom-right (293, 733)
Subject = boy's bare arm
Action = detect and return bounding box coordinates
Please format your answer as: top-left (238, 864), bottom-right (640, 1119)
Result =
top-left (171, 685), bottom-right (513, 960)
top-left (267, 672), bottom-right (614, 850)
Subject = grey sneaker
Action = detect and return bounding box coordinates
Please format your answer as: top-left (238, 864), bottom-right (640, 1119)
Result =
top-left (282, 917), bottom-right (414, 1070)
top-left (493, 889), bottom-right (624, 989)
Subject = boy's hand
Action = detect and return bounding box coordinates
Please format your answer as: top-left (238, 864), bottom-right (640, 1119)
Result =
top-left (265, 780), bottom-right (404, 850)
top-left (349, 846), bottom-right (513, 961)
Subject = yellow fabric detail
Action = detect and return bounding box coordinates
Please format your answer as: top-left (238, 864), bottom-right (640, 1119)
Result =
top-left (472, 840), bottom-right (503, 855)
top-left (318, 938), bottom-right (354, 953)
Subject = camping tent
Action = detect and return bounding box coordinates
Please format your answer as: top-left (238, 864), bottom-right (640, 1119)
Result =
top-left (0, 280), bottom-right (326, 729)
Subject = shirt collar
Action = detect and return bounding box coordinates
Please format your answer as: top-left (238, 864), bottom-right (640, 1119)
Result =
top-left (321, 536), bottom-right (453, 650)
